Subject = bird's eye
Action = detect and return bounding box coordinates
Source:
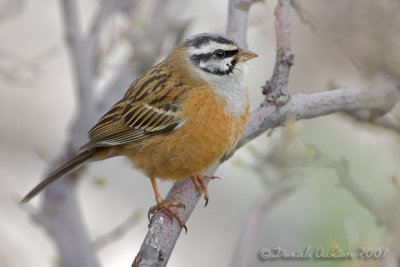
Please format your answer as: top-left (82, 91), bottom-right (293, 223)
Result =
top-left (214, 49), bottom-right (225, 59)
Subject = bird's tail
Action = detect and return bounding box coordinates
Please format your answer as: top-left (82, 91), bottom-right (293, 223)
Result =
top-left (21, 149), bottom-right (95, 203)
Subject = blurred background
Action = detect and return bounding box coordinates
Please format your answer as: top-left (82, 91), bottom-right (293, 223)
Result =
top-left (1, 0), bottom-right (400, 266)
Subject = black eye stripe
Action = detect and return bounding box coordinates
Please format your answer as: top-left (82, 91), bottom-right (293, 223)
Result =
top-left (191, 52), bottom-right (213, 63)
top-left (191, 49), bottom-right (239, 63)
top-left (224, 49), bottom-right (239, 58)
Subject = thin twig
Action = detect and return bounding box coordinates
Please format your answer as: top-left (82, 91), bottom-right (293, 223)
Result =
top-left (291, 0), bottom-right (329, 35)
top-left (343, 107), bottom-right (400, 135)
top-left (331, 157), bottom-right (400, 234)
top-left (229, 185), bottom-right (295, 267)
top-left (96, 0), bottom-right (190, 116)
top-left (93, 210), bottom-right (142, 251)
top-left (90, 0), bottom-right (115, 45)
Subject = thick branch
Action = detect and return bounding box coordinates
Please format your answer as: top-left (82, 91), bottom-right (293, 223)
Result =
top-left (133, 165), bottom-right (218, 267)
top-left (237, 82), bottom-right (400, 148)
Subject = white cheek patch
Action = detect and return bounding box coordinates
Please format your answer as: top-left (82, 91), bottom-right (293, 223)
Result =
top-left (199, 57), bottom-right (233, 72)
top-left (199, 61), bottom-right (207, 70)
top-left (221, 57), bottom-right (234, 66)
top-left (216, 58), bottom-right (234, 71)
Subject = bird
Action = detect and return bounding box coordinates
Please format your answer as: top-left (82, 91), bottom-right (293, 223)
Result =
top-left (21, 32), bottom-right (257, 230)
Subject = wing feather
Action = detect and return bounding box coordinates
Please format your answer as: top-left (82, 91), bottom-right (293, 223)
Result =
top-left (82, 82), bottom-right (188, 149)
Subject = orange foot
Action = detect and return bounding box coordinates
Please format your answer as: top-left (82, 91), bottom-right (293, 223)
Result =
top-left (191, 173), bottom-right (220, 207)
top-left (148, 199), bottom-right (187, 232)
top-left (148, 177), bottom-right (187, 232)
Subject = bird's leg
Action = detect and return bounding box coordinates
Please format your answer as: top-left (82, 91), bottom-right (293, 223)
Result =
top-left (147, 177), bottom-right (187, 232)
top-left (191, 173), bottom-right (219, 207)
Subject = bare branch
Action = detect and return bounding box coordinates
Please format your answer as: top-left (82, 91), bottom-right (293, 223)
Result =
top-left (332, 158), bottom-right (383, 220)
top-left (342, 105), bottom-right (400, 135)
top-left (37, 148), bottom-right (101, 267)
top-left (93, 210), bottom-right (142, 251)
top-left (132, 217), bottom-right (165, 267)
top-left (229, 185), bottom-right (295, 267)
top-left (90, 0), bottom-right (115, 44)
top-left (237, 82), bottom-right (400, 149)
top-left (97, 0), bottom-right (190, 115)
top-left (0, 49), bottom-right (40, 86)
top-left (134, 1), bottom-right (261, 265)
top-left (135, 0), bottom-right (400, 262)
top-left (33, 1), bottom-right (190, 267)
top-left (60, 0), bottom-right (97, 144)
top-left (26, 0), bottom-right (400, 266)
top-left (133, 164), bottom-right (218, 267)
top-left (262, 0), bottom-right (292, 105)
top-left (321, 156), bottom-right (400, 235)
top-left (33, 0), bottom-right (101, 266)
top-left (0, 0), bottom-right (26, 22)
top-left (227, 0), bottom-right (262, 48)
top-left (291, 0), bottom-right (329, 35)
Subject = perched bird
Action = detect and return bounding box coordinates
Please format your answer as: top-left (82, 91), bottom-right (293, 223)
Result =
top-left (21, 33), bottom-right (257, 230)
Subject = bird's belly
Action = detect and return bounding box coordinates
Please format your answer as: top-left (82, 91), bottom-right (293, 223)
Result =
top-left (125, 88), bottom-right (248, 180)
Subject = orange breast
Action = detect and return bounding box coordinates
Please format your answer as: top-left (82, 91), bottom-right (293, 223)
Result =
top-left (124, 87), bottom-right (249, 180)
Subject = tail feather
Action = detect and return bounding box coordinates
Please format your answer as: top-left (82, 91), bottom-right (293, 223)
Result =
top-left (21, 149), bottom-right (95, 203)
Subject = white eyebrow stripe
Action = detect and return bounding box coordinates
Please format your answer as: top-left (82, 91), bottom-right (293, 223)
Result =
top-left (188, 43), bottom-right (238, 55)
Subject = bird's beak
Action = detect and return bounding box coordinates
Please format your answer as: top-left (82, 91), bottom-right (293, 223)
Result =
top-left (236, 48), bottom-right (258, 62)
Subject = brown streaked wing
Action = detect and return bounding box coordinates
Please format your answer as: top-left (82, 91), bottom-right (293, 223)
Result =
top-left (123, 62), bottom-right (170, 101)
top-left (121, 103), bottom-right (181, 132)
top-left (82, 85), bottom-right (188, 149)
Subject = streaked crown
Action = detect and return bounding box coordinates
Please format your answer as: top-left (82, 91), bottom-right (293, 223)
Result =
top-left (184, 33), bottom-right (240, 76)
